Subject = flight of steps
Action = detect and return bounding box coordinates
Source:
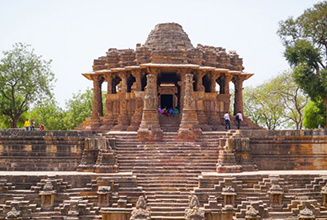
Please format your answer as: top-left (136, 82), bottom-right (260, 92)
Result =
top-left (108, 131), bottom-right (228, 220)
top-left (159, 114), bottom-right (181, 132)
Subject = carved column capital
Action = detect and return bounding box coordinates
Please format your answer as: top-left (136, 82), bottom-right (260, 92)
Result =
top-left (90, 74), bottom-right (104, 82)
top-left (131, 68), bottom-right (144, 77)
top-left (146, 67), bottom-right (160, 75)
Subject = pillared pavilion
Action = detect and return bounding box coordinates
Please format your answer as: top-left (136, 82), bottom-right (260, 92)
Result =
top-left (78, 23), bottom-right (256, 140)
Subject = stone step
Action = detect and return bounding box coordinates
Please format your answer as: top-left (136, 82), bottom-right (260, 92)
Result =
top-left (151, 216), bottom-right (185, 220)
top-left (137, 177), bottom-right (199, 182)
top-left (141, 186), bottom-right (195, 191)
top-left (136, 173), bottom-right (199, 178)
top-left (138, 182), bottom-right (197, 188)
top-left (117, 160), bottom-right (218, 165)
top-left (150, 206), bottom-right (187, 212)
top-left (148, 202), bottom-right (188, 207)
top-left (151, 211), bottom-right (185, 217)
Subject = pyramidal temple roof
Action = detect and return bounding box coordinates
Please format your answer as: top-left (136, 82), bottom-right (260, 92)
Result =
top-left (144, 23), bottom-right (194, 50)
top-left (90, 22), bottom-right (245, 72)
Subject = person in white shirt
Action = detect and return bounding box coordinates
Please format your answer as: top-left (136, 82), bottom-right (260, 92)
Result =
top-left (223, 111), bottom-right (231, 130)
top-left (235, 111), bottom-right (244, 129)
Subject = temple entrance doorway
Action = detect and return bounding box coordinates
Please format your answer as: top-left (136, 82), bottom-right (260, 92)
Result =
top-left (160, 95), bottom-right (173, 109)
top-left (158, 83), bottom-right (178, 109)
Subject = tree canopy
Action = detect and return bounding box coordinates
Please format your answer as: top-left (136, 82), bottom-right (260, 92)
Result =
top-left (303, 99), bottom-right (326, 129)
top-left (0, 43), bottom-right (55, 128)
top-left (243, 71), bottom-right (308, 130)
top-left (277, 1), bottom-right (327, 124)
top-left (29, 89), bottom-right (94, 131)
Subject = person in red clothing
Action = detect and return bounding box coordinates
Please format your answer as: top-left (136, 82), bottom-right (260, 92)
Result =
top-left (39, 124), bottom-right (45, 131)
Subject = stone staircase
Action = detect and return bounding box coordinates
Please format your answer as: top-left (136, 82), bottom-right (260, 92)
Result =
top-left (159, 114), bottom-right (181, 132)
top-left (108, 131), bottom-right (227, 220)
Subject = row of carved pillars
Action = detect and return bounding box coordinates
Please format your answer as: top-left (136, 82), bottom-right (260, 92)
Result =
top-left (87, 69), bottom-right (246, 131)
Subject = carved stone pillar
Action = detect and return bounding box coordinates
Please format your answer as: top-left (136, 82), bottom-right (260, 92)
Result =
top-left (119, 71), bottom-right (129, 93)
top-left (87, 74), bottom-right (104, 130)
top-left (219, 73), bottom-right (233, 114)
top-left (194, 91), bottom-right (211, 131)
top-left (232, 75), bottom-right (246, 115)
top-left (132, 69), bottom-right (143, 91)
top-left (194, 70), bottom-right (205, 92)
top-left (205, 72), bottom-right (221, 130)
top-left (128, 69), bottom-right (145, 131)
top-left (137, 72), bottom-right (163, 141)
top-left (177, 71), bottom-right (186, 110)
top-left (99, 74), bottom-right (115, 130)
top-left (220, 73), bottom-right (233, 94)
top-left (208, 72), bottom-right (220, 92)
top-left (178, 73), bottom-right (202, 139)
top-left (112, 72), bottom-right (131, 131)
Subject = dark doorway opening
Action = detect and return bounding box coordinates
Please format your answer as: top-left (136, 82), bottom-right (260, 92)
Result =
top-left (161, 95), bottom-right (173, 109)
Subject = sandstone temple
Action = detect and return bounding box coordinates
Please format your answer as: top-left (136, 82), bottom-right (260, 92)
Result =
top-left (0, 23), bottom-right (327, 220)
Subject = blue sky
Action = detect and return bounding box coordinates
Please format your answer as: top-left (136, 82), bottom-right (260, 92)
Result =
top-left (0, 0), bottom-right (321, 108)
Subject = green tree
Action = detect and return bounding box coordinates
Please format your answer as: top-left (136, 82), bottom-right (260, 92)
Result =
top-left (30, 99), bottom-right (64, 130)
top-left (303, 99), bottom-right (326, 129)
top-left (0, 43), bottom-right (55, 128)
top-left (62, 89), bottom-right (93, 130)
top-left (277, 1), bottom-right (327, 124)
top-left (243, 72), bottom-right (308, 130)
top-left (268, 71), bottom-right (308, 130)
top-left (243, 85), bottom-right (284, 130)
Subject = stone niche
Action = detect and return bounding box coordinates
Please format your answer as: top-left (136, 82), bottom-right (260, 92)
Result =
top-left (268, 184), bottom-right (284, 210)
top-left (222, 186), bottom-right (236, 207)
top-left (97, 186), bottom-right (111, 207)
top-left (39, 181), bottom-right (56, 211)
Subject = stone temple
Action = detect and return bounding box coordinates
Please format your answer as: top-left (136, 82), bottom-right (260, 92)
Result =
top-left (0, 23), bottom-right (327, 220)
top-left (77, 22), bottom-right (260, 138)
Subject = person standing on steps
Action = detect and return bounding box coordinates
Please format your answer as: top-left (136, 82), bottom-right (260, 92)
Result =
top-left (224, 111), bottom-right (231, 130)
top-left (235, 111), bottom-right (243, 129)
top-left (24, 119), bottom-right (30, 131)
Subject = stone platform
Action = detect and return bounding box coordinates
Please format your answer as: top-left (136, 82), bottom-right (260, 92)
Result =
top-left (0, 130), bottom-right (326, 219)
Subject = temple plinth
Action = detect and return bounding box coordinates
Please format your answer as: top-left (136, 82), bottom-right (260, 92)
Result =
top-left (79, 22), bottom-right (258, 133)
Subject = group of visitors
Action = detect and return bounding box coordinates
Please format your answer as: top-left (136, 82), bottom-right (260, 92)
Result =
top-left (24, 119), bottom-right (44, 131)
top-left (223, 111), bottom-right (243, 130)
top-left (158, 107), bottom-right (179, 117)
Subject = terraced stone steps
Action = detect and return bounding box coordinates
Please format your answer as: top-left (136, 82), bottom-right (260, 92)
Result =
top-left (106, 131), bottom-right (230, 220)
top-left (0, 131), bottom-right (97, 171)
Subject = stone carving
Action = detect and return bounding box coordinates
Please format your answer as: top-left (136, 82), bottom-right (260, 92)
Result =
top-left (6, 207), bottom-right (21, 218)
top-left (185, 194), bottom-right (205, 220)
top-left (222, 185), bottom-right (235, 193)
top-left (144, 74), bottom-right (156, 110)
top-left (130, 196), bottom-right (150, 220)
top-left (43, 181), bottom-right (54, 191)
top-left (178, 74), bottom-right (202, 139)
top-left (245, 205), bottom-right (260, 219)
top-left (183, 74), bottom-right (196, 110)
top-left (298, 206), bottom-right (315, 218)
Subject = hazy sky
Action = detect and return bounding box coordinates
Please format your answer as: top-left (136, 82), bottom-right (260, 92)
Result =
top-left (0, 0), bottom-right (321, 108)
